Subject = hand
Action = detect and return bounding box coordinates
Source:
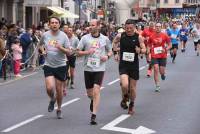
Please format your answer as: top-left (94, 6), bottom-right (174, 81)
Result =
top-left (87, 48), bottom-right (95, 55)
top-left (55, 43), bottom-right (62, 49)
top-left (100, 55), bottom-right (108, 62)
top-left (135, 46), bottom-right (141, 54)
top-left (114, 54), bottom-right (119, 62)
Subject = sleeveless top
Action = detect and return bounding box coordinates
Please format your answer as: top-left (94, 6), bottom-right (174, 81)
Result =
top-left (119, 32), bottom-right (140, 70)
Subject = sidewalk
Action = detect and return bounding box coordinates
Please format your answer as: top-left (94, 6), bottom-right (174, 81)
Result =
top-left (0, 67), bottom-right (41, 84)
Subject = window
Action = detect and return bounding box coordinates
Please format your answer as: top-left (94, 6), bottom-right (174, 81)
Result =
top-left (164, 0), bottom-right (168, 3)
top-left (175, 0), bottom-right (179, 3)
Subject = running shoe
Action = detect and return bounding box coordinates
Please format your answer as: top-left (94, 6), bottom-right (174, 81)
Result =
top-left (56, 110), bottom-right (63, 119)
top-left (70, 84), bottom-right (75, 89)
top-left (181, 49), bottom-right (184, 53)
top-left (155, 86), bottom-right (160, 92)
top-left (120, 95), bottom-right (129, 109)
top-left (170, 52), bottom-right (173, 58)
top-left (161, 74), bottom-right (166, 80)
top-left (90, 100), bottom-right (93, 112)
top-left (90, 114), bottom-right (97, 125)
top-left (48, 99), bottom-right (56, 112)
top-left (128, 102), bottom-right (135, 115)
top-left (172, 59), bottom-right (175, 64)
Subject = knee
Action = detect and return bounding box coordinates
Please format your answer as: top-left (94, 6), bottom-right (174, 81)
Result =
top-left (121, 83), bottom-right (129, 90)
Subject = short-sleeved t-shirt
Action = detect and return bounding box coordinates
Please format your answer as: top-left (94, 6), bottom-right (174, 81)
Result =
top-left (39, 30), bottom-right (69, 67)
top-left (169, 29), bottom-right (180, 45)
top-left (149, 32), bottom-right (170, 59)
top-left (77, 33), bottom-right (112, 72)
top-left (68, 35), bottom-right (79, 49)
top-left (142, 28), bottom-right (155, 46)
top-left (192, 28), bottom-right (200, 42)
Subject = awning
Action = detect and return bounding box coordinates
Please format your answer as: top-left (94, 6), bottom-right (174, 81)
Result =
top-left (47, 6), bottom-right (79, 19)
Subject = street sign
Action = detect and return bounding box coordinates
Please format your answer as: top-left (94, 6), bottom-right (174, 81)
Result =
top-left (101, 114), bottom-right (156, 134)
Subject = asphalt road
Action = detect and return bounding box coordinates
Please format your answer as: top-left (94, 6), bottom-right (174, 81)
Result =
top-left (0, 39), bottom-right (200, 134)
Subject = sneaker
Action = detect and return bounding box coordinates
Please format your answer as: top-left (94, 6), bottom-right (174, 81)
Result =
top-left (120, 98), bottom-right (128, 109)
top-left (90, 114), bottom-right (97, 125)
top-left (172, 59), bottom-right (175, 64)
top-left (128, 102), bottom-right (135, 115)
top-left (155, 86), bottom-right (160, 92)
top-left (70, 84), bottom-right (75, 89)
top-left (48, 99), bottom-right (56, 112)
top-left (181, 49), bottom-right (184, 53)
top-left (161, 74), bottom-right (166, 80)
top-left (56, 110), bottom-right (63, 119)
top-left (90, 100), bottom-right (93, 112)
top-left (170, 52), bottom-right (173, 58)
top-left (15, 74), bottom-right (22, 78)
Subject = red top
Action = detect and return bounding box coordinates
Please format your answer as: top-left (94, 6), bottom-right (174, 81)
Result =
top-left (148, 32), bottom-right (170, 58)
top-left (142, 28), bottom-right (155, 46)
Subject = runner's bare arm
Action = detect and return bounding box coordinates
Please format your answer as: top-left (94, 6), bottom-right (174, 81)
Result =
top-left (137, 35), bottom-right (146, 54)
top-left (112, 34), bottom-right (121, 52)
top-left (76, 48), bottom-right (95, 56)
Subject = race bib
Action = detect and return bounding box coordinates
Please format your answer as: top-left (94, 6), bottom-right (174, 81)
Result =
top-left (154, 47), bottom-right (163, 54)
top-left (181, 32), bottom-right (185, 35)
top-left (122, 52), bottom-right (135, 62)
top-left (171, 34), bottom-right (177, 39)
top-left (87, 57), bottom-right (100, 68)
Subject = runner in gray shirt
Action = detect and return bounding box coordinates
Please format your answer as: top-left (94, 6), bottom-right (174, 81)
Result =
top-left (63, 25), bottom-right (79, 89)
top-left (39, 17), bottom-right (71, 119)
top-left (77, 19), bottom-right (112, 125)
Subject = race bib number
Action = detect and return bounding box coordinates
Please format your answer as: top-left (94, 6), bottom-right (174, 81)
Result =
top-left (171, 34), bottom-right (177, 39)
top-left (181, 32), bottom-right (185, 35)
top-left (122, 52), bottom-right (135, 62)
top-left (87, 57), bottom-right (100, 68)
top-left (154, 47), bottom-right (163, 54)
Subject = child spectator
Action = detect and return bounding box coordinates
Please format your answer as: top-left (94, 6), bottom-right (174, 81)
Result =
top-left (11, 38), bottom-right (22, 77)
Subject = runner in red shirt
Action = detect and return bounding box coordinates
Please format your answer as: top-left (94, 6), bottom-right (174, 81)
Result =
top-left (148, 22), bottom-right (172, 92)
top-left (142, 22), bottom-right (155, 77)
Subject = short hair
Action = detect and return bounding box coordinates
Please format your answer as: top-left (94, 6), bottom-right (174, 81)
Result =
top-left (49, 17), bottom-right (60, 24)
top-left (125, 19), bottom-right (136, 25)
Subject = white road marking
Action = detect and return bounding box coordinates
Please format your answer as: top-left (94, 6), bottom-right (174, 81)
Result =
top-left (1, 98), bottom-right (80, 133)
top-left (55, 98), bottom-right (80, 109)
top-left (107, 79), bottom-right (120, 85)
top-left (100, 87), bottom-right (105, 90)
top-left (0, 72), bottom-right (38, 86)
top-left (1, 115), bottom-right (44, 133)
top-left (101, 114), bottom-right (156, 134)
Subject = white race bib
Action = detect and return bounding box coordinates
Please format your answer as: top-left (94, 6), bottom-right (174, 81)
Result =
top-left (181, 32), bottom-right (185, 35)
top-left (171, 34), bottom-right (177, 39)
top-left (154, 47), bottom-right (163, 54)
top-left (87, 57), bottom-right (100, 68)
top-left (122, 52), bottom-right (135, 62)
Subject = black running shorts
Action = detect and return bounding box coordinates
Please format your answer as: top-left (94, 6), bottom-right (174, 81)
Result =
top-left (84, 71), bottom-right (104, 89)
top-left (119, 68), bottom-right (139, 80)
top-left (43, 65), bottom-right (67, 81)
top-left (194, 40), bottom-right (200, 47)
top-left (67, 55), bottom-right (76, 68)
top-left (151, 58), bottom-right (167, 67)
top-left (172, 44), bottom-right (178, 49)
